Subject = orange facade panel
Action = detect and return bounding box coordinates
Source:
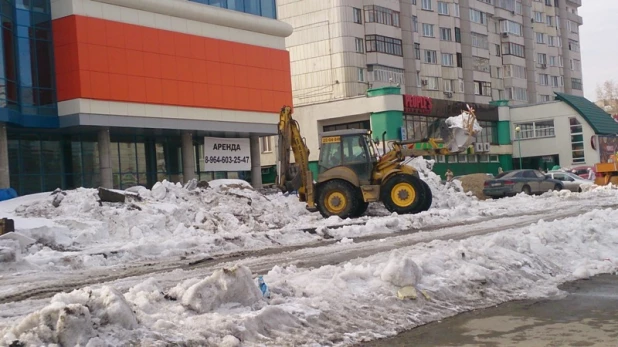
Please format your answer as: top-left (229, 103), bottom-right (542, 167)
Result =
top-left (52, 15), bottom-right (293, 113)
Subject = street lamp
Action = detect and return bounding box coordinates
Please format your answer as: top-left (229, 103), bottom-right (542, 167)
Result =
top-left (514, 126), bottom-right (522, 169)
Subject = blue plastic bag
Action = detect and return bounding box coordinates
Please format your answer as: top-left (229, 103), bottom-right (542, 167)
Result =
top-left (257, 276), bottom-right (270, 298)
top-left (0, 188), bottom-right (17, 202)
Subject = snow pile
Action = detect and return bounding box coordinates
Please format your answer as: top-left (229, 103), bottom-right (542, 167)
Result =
top-left (380, 252), bottom-right (422, 287)
top-left (3, 207), bottom-right (618, 346)
top-left (407, 157), bottom-right (473, 209)
top-left (4, 286), bottom-right (137, 346)
top-left (175, 265), bottom-right (265, 313)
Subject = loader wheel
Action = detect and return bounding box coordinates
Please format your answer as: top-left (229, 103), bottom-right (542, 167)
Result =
top-left (350, 190), bottom-right (369, 218)
top-left (418, 180), bottom-right (433, 212)
top-left (381, 174), bottom-right (427, 215)
top-left (317, 180), bottom-right (359, 219)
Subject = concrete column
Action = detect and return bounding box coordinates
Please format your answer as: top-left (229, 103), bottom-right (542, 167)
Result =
top-left (97, 127), bottom-right (113, 188)
top-left (558, 1), bottom-right (573, 94)
top-left (459, 0), bottom-right (475, 102)
top-left (400, 0), bottom-right (419, 95)
top-left (250, 135), bottom-right (262, 189)
top-left (522, 0), bottom-right (538, 102)
top-left (0, 123), bottom-right (9, 188)
top-left (181, 131), bottom-right (196, 182)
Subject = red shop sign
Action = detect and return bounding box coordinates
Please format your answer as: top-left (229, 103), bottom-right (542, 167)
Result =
top-left (403, 95), bottom-right (432, 114)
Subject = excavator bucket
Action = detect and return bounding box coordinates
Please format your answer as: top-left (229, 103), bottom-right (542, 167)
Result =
top-left (439, 107), bottom-right (482, 153)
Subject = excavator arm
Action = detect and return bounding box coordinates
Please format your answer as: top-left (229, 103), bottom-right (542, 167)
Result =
top-left (276, 106), bottom-right (317, 211)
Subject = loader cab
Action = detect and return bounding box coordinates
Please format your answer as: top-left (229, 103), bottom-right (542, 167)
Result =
top-left (318, 130), bottom-right (377, 182)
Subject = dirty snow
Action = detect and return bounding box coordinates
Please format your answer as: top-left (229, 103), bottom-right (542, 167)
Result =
top-left (2, 159), bottom-right (618, 346)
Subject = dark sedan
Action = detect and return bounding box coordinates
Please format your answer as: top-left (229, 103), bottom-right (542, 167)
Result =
top-left (483, 169), bottom-right (564, 198)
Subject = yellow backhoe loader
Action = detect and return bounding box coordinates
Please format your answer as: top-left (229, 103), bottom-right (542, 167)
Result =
top-left (276, 105), bottom-right (481, 219)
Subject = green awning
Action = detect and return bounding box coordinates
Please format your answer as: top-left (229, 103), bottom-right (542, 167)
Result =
top-left (554, 92), bottom-right (618, 135)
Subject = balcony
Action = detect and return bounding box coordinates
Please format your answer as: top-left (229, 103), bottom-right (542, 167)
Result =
top-left (566, 0), bottom-right (582, 7)
top-left (567, 12), bottom-right (583, 25)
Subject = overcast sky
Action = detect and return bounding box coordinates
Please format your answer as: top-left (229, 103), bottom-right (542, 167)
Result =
top-left (579, 0), bottom-right (618, 101)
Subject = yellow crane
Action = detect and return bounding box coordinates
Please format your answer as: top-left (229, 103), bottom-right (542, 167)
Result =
top-left (276, 105), bottom-right (481, 219)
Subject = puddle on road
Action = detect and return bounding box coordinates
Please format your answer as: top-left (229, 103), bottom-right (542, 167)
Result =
top-left (359, 274), bottom-right (618, 347)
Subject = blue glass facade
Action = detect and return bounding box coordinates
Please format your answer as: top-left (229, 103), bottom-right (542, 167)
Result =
top-left (0, 0), bottom-right (57, 128)
top-left (191, 0), bottom-right (277, 19)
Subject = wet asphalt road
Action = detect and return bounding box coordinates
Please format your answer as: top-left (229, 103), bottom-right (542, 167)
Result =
top-left (360, 274), bottom-right (618, 347)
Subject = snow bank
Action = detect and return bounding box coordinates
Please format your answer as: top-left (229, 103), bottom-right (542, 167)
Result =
top-left (4, 204), bottom-right (618, 345)
top-left (177, 265), bottom-right (264, 313)
top-left (4, 286), bottom-right (137, 346)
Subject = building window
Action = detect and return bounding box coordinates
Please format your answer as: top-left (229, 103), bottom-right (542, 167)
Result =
top-left (475, 121), bottom-right (498, 144)
top-left (423, 77), bottom-right (439, 90)
top-left (473, 56), bottom-right (490, 73)
top-left (500, 20), bottom-right (522, 36)
top-left (422, 0), bottom-right (433, 11)
top-left (365, 35), bottom-right (403, 56)
top-left (508, 87), bottom-right (528, 101)
top-left (424, 50), bottom-right (438, 64)
top-left (469, 9), bottom-right (487, 24)
top-left (438, 1), bottom-right (449, 15)
top-left (416, 71), bottom-right (421, 87)
top-left (504, 65), bottom-right (526, 79)
top-left (537, 53), bottom-right (547, 65)
top-left (549, 56), bottom-right (557, 66)
top-left (454, 3), bottom-right (460, 17)
top-left (441, 53), bottom-right (454, 67)
top-left (570, 118), bottom-right (585, 164)
top-left (440, 27), bottom-right (452, 41)
top-left (414, 43), bottom-right (421, 59)
top-left (413, 16), bottom-right (418, 32)
top-left (534, 11), bottom-right (543, 22)
top-left (455, 27), bottom-right (461, 42)
top-left (358, 68), bottom-right (364, 82)
top-left (444, 79), bottom-right (454, 92)
top-left (355, 38), bottom-right (364, 53)
top-left (571, 59), bottom-right (581, 71)
top-left (474, 81), bottom-right (491, 96)
top-left (404, 115), bottom-right (447, 141)
top-left (367, 65), bottom-right (405, 84)
top-left (572, 78), bottom-right (583, 90)
top-left (551, 76), bottom-right (563, 87)
top-left (538, 74), bottom-right (549, 86)
top-left (422, 23), bottom-right (435, 37)
top-left (353, 7), bottom-right (362, 23)
top-left (515, 120), bottom-right (555, 139)
top-left (569, 20), bottom-right (579, 33)
top-left (261, 136), bottom-right (272, 153)
top-left (456, 53), bottom-right (463, 68)
top-left (471, 32), bottom-right (489, 49)
top-left (364, 5), bottom-right (400, 27)
top-left (199, 0), bottom-right (277, 19)
top-left (569, 40), bottom-right (580, 52)
top-left (502, 42), bottom-right (525, 58)
top-left (539, 94), bottom-right (552, 102)
top-left (536, 32), bottom-right (545, 44)
top-left (546, 15), bottom-right (554, 26)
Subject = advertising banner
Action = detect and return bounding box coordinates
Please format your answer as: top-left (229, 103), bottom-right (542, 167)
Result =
top-left (203, 137), bottom-right (251, 171)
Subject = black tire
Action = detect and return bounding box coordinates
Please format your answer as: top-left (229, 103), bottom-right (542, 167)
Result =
top-left (578, 187), bottom-right (582, 193)
top-left (351, 200), bottom-right (369, 218)
top-left (418, 179), bottom-right (433, 212)
top-left (522, 185), bottom-right (532, 195)
top-left (317, 180), bottom-right (360, 219)
top-left (554, 184), bottom-right (562, 192)
top-left (381, 174), bottom-right (427, 215)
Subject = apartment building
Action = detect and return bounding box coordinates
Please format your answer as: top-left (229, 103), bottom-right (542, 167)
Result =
top-left (269, 0), bottom-right (584, 178)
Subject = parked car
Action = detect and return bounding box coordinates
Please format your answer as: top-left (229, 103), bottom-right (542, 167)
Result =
top-left (545, 171), bottom-right (593, 192)
top-left (483, 169), bottom-right (564, 198)
top-left (570, 166), bottom-right (597, 179)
